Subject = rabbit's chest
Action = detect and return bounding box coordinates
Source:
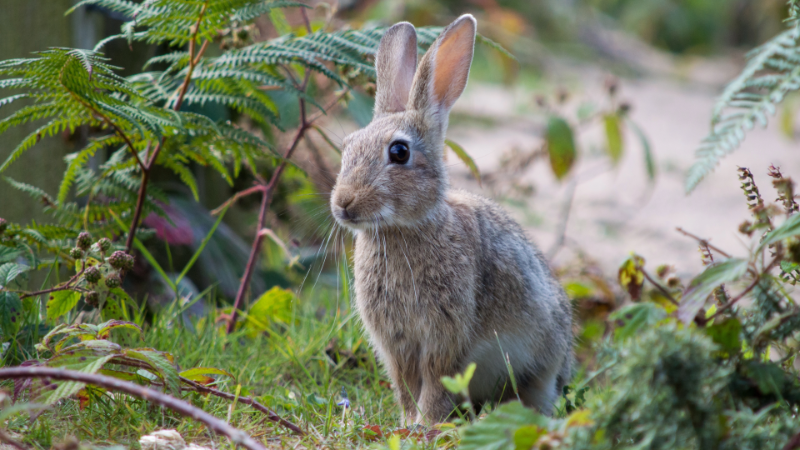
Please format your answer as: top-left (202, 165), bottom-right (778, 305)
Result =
top-left (352, 231), bottom-right (476, 345)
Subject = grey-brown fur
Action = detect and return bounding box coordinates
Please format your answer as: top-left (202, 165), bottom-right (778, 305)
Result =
top-left (330, 15), bottom-right (573, 424)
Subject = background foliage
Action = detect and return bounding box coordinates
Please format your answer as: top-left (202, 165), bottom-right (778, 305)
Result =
top-left (3, 0), bottom-right (800, 450)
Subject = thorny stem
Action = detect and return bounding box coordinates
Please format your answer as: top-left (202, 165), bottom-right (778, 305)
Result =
top-left (226, 122), bottom-right (309, 334)
top-left (0, 367), bottom-right (267, 450)
top-left (124, 2), bottom-right (210, 253)
top-left (180, 376), bottom-right (305, 435)
top-left (19, 267), bottom-right (85, 299)
top-left (225, 14), bottom-right (324, 333)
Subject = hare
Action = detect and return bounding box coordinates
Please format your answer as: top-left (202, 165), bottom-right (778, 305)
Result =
top-left (330, 14), bottom-right (573, 425)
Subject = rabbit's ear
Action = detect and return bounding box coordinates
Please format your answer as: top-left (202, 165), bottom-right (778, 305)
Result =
top-left (409, 14), bottom-right (476, 117)
top-left (375, 22), bottom-right (418, 116)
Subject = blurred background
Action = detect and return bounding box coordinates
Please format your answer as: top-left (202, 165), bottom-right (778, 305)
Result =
top-left (1, 0), bottom-right (798, 328)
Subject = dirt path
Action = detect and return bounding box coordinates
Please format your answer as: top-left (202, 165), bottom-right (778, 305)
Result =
top-left (447, 65), bottom-right (800, 276)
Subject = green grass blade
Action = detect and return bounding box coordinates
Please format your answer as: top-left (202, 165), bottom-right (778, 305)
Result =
top-left (174, 204), bottom-right (229, 287)
top-left (106, 208), bottom-right (177, 293)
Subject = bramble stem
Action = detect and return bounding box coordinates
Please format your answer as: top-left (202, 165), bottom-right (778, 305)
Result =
top-left (180, 376), bottom-right (305, 435)
top-left (0, 367), bottom-right (267, 450)
top-left (124, 1), bottom-right (209, 253)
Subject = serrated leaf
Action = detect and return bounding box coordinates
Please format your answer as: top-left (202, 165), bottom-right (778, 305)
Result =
top-left (610, 303), bottom-right (667, 342)
top-left (677, 259), bottom-right (749, 324)
top-left (125, 349), bottom-right (180, 396)
top-left (603, 113), bottom-right (623, 165)
top-left (34, 352), bottom-right (117, 408)
top-left (759, 213), bottom-right (800, 253)
top-left (445, 139), bottom-right (481, 186)
top-left (0, 291), bottom-right (23, 337)
top-left (0, 262), bottom-right (29, 286)
top-left (705, 318), bottom-right (742, 353)
top-left (46, 290), bottom-right (82, 320)
top-left (545, 116), bottom-right (576, 180)
top-left (179, 366), bottom-right (235, 384)
top-left (246, 286), bottom-right (296, 334)
top-left (97, 319), bottom-right (142, 340)
top-left (460, 401), bottom-right (548, 450)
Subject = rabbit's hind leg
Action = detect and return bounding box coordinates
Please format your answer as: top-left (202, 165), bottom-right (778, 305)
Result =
top-left (518, 367), bottom-right (560, 416)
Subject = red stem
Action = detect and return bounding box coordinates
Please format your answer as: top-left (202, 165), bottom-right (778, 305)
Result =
top-left (0, 367), bottom-right (267, 450)
top-left (226, 123), bottom-right (308, 334)
top-left (180, 376), bottom-right (304, 435)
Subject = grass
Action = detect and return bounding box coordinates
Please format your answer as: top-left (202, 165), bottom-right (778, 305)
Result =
top-left (4, 281), bottom-right (446, 449)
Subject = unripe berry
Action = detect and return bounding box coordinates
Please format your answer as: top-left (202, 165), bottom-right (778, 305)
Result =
top-left (77, 232), bottom-right (92, 250)
top-left (105, 272), bottom-right (121, 289)
top-left (85, 291), bottom-right (99, 307)
top-left (70, 247), bottom-right (84, 259)
top-left (97, 237), bottom-right (112, 253)
top-left (84, 265), bottom-right (101, 284)
top-left (108, 251), bottom-right (134, 271)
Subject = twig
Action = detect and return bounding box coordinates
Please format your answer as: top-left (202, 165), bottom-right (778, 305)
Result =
top-left (125, 2), bottom-right (210, 253)
top-left (180, 376), bottom-right (304, 435)
top-left (18, 267), bottom-right (85, 299)
top-left (226, 124), bottom-right (308, 334)
top-left (547, 182), bottom-right (576, 259)
top-left (676, 227), bottom-right (732, 259)
top-left (640, 269), bottom-right (679, 306)
top-left (0, 367), bottom-right (266, 450)
top-left (705, 277), bottom-right (764, 323)
top-left (211, 184), bottom-right (265, 216)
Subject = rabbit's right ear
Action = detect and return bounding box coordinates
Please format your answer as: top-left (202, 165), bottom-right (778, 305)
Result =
top-left (374, 22), bottom-right (418, 117)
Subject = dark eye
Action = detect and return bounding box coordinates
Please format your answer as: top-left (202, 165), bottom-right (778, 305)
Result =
top-left (388, 141), bottom-right (410, 165)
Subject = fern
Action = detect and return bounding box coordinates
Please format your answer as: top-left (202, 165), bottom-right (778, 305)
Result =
top-left (686, 1), bottom-right (800, 191)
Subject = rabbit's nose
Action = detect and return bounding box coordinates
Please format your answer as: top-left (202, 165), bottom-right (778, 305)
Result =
top-left (336, 195), bottom-right (355, 220)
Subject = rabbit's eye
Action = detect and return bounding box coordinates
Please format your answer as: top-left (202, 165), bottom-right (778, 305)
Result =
top-left (388, 141), bottom-right (410, 164)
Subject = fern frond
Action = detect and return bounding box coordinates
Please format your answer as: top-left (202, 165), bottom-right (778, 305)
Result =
top-left (686, 20), bottom-right (800, 192)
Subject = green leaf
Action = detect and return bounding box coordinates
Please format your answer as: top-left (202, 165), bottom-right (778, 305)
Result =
top-left (0, 291), bottom-right (23, 337)
top-left (125, 349), bottom-right (181, 396)
top-left (705, 318), bottom-right (742, 354)
top-left (97, 319), bottom-right (142, 340)
top-left (545, 116), bottom-right (576, 180)
top-left (603, 113), bottom-right (623, 165)
top-left (513, 425), bottom-right (547, 450)
top-left (610, 303), bottom-right (667, 342)
top-left (36, 350), bottom-right (118, 407)
top-left (46, 289), bottom-right (82, 320)
top-left (627, 118), bottom-right (655, 182)
top-left (441, 362), bottom-right (477, 395)
top-left (269, 8), bottom-right (292, 36)
top-left (246, 286), bottom-right (296, 333)
top-left (445, 139), bottom-right (481, 186)
top-left (460, 401), bottom-right (548, 450)
top-left (759, 213), bottom-right (800, 253)
top-left (0, 262), bottom-right (29, 286)
top-left (175, 204), bottom-right (229, 287)
top-left (179, 367), bottom-right (235, 384)
top-left (677, 259), bottom-right (749, 324)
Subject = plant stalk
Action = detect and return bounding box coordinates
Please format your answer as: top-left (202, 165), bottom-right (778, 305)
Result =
top-left (0, 367), bottom-right (267, 450)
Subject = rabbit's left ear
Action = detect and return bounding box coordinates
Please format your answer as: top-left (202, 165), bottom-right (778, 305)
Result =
top-left (409, 14), bottom-right (476, 116)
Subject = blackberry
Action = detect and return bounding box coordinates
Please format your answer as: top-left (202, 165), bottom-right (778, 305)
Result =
top-left (84, 266), bottom-right (101, 284)
top-left (105, 272), bottom-right (121, 289)
top-left (76, 232), bottom-right (92, 250)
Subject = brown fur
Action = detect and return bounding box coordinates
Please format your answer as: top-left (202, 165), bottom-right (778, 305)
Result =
top-left (330, 15), bottom-right (573, 425)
